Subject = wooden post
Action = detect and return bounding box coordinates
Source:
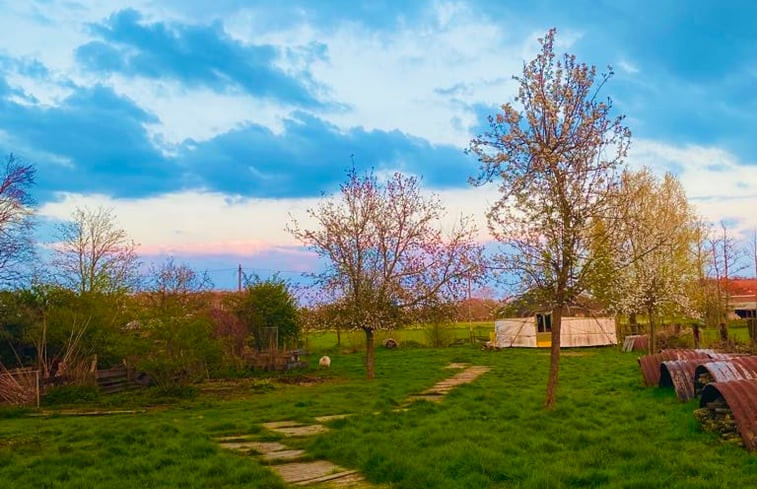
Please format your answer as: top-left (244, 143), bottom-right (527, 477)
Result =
top-left (35, 370), bottom-right (40, 408)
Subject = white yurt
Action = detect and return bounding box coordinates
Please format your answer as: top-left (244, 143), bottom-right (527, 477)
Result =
top-left (490, 313), bottom-right (617, 348)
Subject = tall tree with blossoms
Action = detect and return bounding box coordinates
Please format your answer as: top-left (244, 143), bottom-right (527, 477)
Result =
top-left (469, 29), bottom-right (630, 408)
top-left (289, 168), bottom-right (485, 379)
top-left (610, 169), bottom-right (698, 353)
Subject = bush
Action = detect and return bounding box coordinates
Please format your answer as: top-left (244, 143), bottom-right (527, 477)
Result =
top-left (424, 323), bottom-right (454, 347)
top-left (0, 406), bottom-right (31, 418)
top-left (251, 378), bottom-right (275, 393)
top-left (152, 385), bottom-right (197, 400)
top-left (42, 384), bottom-right (99, 406)
top-left (233, 275), bottom-right (301, 351)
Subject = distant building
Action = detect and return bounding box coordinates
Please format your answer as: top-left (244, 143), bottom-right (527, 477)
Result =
top-left (727, 278), bottom-right (757, 319)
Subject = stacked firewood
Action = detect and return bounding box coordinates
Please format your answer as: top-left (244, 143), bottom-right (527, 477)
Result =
top-left (693, 397), bottom-right (743, 446)
top-left (695, 371), bottom-right (714, 395)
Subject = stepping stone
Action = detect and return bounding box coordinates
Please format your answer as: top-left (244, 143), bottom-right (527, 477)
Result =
top-left (272, 460), bottom-right (357, 485)
top-left (315, 414), bottom-right (352, 423)
top-left (218, 441), bottom-right (264, 452)
top-left (215, 434), bottom-right (258, 443)
top-left (444, 363), bottom-right (470, 369)
top-left (262, 448), bottom-right (307, 462)
top-left (408, 366), bottom-right (491, 402)
top-left (406, 396), bottom-right (443, 403)
top-left (245, 441), bottom-right (291, 454)
top-left (273, 424), bottom-right (329, 437)
top-left (262, 421), bottom-right (304, 430)
top-left (316, 471), bottom-right (372, 487)
top-left (262, 421), bottom-right (329, 437)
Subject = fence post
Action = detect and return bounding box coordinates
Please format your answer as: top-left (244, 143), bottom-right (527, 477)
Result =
top-left (35, 370), bottom-right (40, 408)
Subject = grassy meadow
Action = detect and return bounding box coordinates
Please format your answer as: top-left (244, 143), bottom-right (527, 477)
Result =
top-left (1, 326), bottom-right (756, 488)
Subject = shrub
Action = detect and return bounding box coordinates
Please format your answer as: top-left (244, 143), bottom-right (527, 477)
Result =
top-left (42, 384), bottom-right (99, 406)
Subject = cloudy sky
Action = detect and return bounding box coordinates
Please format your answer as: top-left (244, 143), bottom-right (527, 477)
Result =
top-left (1, 0), bottom-right (756, 289)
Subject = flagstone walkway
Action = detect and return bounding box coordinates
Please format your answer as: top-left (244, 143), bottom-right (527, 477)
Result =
top-left (215, 363), bottom-right (490, 487)
top-left (406, 364), bottom-right (491, 403)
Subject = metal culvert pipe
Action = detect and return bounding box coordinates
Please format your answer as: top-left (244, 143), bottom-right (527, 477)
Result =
top-left (694, 356), bottom-right (757, 397)
top-left (699, 380), bottom-right (757, 451)
top-left (659, 359), bottom-right (700, 401)
top-left (639, 349), bottom-right (713, 387)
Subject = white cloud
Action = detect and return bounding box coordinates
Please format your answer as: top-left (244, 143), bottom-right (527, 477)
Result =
top-left (106, 77), bottom-right (291, 146)
top-left (629, 139), bottom-right (757, 235)
top-left (38, 190), bottom-right (312, 252)
top-left (617, 59), bottom-right (640, 74)
top-left (2, 2), bottom-right (577, 152)
top-left (226, 2), bottom-right (537, 147)
top-left (36, 180), bottom-right (498, 258)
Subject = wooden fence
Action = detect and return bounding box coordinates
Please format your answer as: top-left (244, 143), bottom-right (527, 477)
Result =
top-left (96, 366), bottom-right (145, 394)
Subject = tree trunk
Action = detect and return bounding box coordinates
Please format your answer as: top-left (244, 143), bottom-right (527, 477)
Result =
top-left (336, 325), bottom-right (341, 347)
top-left (545, 308), bottom-right (562, 410)
top-left (629, 312), bottom-right (637, 334)
top-left (364, 327), bottom-right (375, 379)
top-left (748, 318), bottom-right (757, 346)
top-left (719, 322), bottom-right (728, 343)
top-left (693, 323), bottom-right (700, 349)
top-left (648, 307), bottom-right (656, 353)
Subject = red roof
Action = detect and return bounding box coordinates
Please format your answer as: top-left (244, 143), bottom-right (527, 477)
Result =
top-left (727, 278), bottom-right (757, 297)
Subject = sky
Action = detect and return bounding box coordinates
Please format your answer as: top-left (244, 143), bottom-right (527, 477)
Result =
top-left (1, 0), bottom-right (756, 290)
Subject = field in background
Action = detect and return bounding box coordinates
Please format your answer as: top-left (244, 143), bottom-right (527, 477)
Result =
top-left (304, 321), bottom-right (494, 353)
top-left (304, 321), bottom-right (753, 353)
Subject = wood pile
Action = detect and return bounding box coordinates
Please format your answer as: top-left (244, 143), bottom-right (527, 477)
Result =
top-left (0, 367), bottom-right (38, 406)
top-left (244, 350), bottom-right (306, 371)
top-left (693, 397), bottom-right (743, 447)
top-left (695, 370), bottom-right (714, 396)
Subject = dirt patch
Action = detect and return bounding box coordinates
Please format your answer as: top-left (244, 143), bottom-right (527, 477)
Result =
top-left (276, 375), bottom-right (326, 385)
top-left (536, 351), bottom-right (594, 357)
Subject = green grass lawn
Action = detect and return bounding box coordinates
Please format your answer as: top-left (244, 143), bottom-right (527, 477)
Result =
top-left (1, 346), bottom-right (755, 488)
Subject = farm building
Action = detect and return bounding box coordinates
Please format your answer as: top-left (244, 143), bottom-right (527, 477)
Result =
top-left (489, 314), bottom-right (617, 348)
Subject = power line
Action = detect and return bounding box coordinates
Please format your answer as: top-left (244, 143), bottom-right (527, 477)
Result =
top-left (199, 266), bottom-right (314, 275)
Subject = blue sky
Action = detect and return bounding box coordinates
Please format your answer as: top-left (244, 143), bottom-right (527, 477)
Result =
top-left (1, 0), bottom-right (756, 290)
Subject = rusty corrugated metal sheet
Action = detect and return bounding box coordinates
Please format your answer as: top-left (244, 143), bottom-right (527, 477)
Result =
top-left (694, 356), bottom-right (757, 396)
top-left (700, 380), bottom-right (757, 451)
top-left (622, 335), bottom-right (648, 352)
top-left (659, 359), bottom-right (700, 401)
top-left (639, 349), bottom-right (713, 387)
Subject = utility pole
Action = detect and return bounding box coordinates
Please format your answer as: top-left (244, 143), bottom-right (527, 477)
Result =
top-left (238, 264), bottom-right (242, 293)
top-left (468, 274), bottom-right (473, 344)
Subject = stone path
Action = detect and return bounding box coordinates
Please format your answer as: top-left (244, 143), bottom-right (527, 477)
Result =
top-left (215, 363), bottom-right (490, 487)
top-left (217, 423), bottom-right (372, 488)
top-left (407, 364), bottom-right (491, 403)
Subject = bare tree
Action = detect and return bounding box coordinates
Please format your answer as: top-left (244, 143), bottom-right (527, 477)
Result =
top-left (708, 221), bottom-right (747, 336)
top-left (0, 154), bottom-right (35, 285)
top-left (688, 219), bottom-right (720, 329)
top-left (145, 258), bottom-right (213, 312)
top-left (289, 168), bottom-right (485, 378)
top-left (53, 207), bottom-right (140, 295)
top-left (468, 29), bottom-right (630, 408)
